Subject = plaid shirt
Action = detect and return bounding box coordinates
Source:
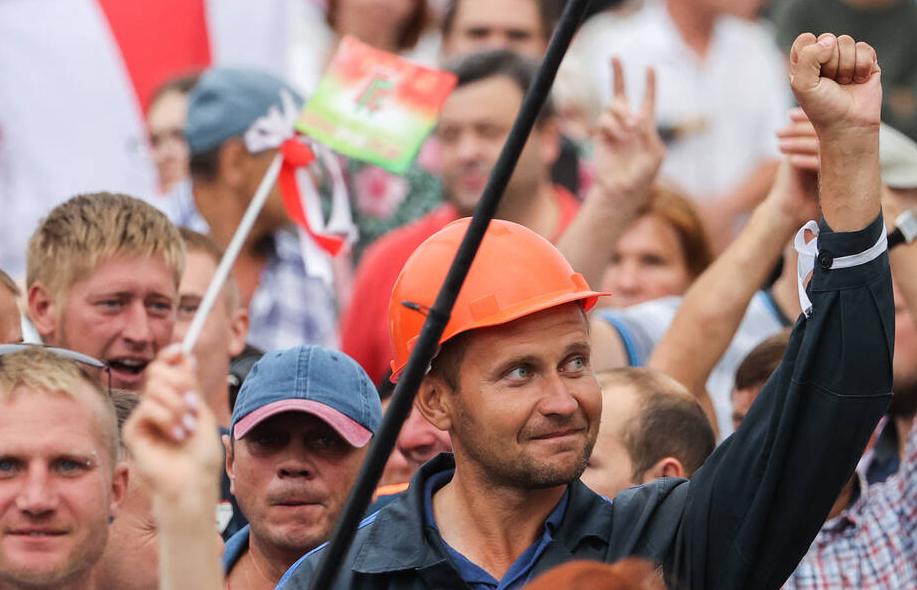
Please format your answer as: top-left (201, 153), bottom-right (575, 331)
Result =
top-left (783, 419), bottom-right (917, 589)
top-left (247, 229), bottom-right (337, 352)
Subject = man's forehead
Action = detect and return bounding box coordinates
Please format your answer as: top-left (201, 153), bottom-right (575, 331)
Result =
top-left (440, 77), bottom-right (524, 121)
top-left (465, 304), bottom-right (590, 356)
top-left (454, 0), bottom-right (543, 32)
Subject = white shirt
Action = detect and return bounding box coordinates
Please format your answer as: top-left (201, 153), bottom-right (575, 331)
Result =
top-left (593, 1), bottom-right (791, 199)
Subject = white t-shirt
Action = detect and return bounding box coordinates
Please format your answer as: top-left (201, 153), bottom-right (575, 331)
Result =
top-left (596, 291), bottom-right (792, 439)
top-left (591, 1), bottom-right (791, 200)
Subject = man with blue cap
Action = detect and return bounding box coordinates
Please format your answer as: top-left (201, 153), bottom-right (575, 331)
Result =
top-left (222, 345), bottom-right (382, 590)
top-left (183, 68), bottom-right (337, 353)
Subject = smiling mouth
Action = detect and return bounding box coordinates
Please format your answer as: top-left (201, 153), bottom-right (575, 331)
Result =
top-left (532, 428), bottom-right (584, 440)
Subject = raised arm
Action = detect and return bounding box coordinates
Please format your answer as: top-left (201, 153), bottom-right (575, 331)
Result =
top-left (666, 34), bottom-right (892, 589)
top-left (123, 346), bottom-right (224, 590)
top-left (557, 57), bottom-right (665, 289)
top-left (647, 155), bottom-right (817, 434)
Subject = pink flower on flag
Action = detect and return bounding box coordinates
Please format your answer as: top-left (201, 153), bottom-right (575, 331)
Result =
top-left (353, 165), bottom-right (409, 219)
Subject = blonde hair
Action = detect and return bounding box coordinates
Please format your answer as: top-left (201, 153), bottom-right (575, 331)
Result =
top-left (0, 347), bottom-right (118, 464)
top-left (26, 192), bottom-right (185, 300)
top-left (178, 227), bottom-right (241, 311)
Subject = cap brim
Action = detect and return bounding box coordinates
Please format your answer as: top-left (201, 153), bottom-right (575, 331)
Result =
top-left (233, 399), bottom-right (373, 447)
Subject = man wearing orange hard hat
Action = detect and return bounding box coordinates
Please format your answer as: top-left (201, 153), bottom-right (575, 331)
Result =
top-left (279, 34), bottom-right (895, 590)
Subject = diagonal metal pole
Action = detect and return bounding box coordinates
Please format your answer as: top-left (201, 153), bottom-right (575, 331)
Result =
top-left (306, 0), bottom-right (592, 586)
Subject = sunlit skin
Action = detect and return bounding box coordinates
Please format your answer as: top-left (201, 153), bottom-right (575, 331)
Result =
top-left (442, 0), bottom-right (546, 59)
top-left (426, 304), bottom-right (602, 490)
top-left (0, 287), bottom-right (22, 344)
top-left (147, 90), bottom-right (190, 194)
top-left (581, 384), bottom-right (641, 498)
top-left (436, 76), bottom-right (552, 216)
top-left (224, 412), bottom-right (368, 582)
top-left (0, 388), bottom-right (126, 590)
top-left (171, 250), bottom-right (247, 427)
top-left (601, 213), bottom-right (693, 308)
top-left (30, 255), bottom-right (177, 391)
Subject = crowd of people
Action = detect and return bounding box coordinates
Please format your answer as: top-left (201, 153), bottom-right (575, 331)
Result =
top-left (1, 0), bottom-right (916, 589)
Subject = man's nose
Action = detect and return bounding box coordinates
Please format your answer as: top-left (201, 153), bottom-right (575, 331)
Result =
top-left (15, 466), bottom-right (58, 516)
top-left (121, 300), bottom-right (154, 345)
top-left (538, 373), bottom-right (579, 418)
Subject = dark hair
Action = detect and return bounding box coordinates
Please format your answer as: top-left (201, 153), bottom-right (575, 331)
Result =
top-left (446, 49), bottom-right (555, 123)
top-left (441, 0), bottom-right (561, 42)
top-left (327, 0), bottom-right (429, 51)
top-left (600, 368), bottom-right (715, 481)
top-left (427, 331), bottom-right (471, 392)
top-left (734, 330), bottom-right (791, 393)
top-left (0, 269), bottom-right (19, 297)
top-left (147, 72), bottom-right (201, 114)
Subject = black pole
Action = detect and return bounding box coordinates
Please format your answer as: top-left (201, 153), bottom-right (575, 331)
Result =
top-left (306, 1), bottom-right (591, 586)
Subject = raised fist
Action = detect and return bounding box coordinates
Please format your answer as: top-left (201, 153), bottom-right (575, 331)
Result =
top-left (789, 33), bottom-right (881, 136)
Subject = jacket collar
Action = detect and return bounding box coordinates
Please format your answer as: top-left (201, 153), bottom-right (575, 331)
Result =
top-left (351, 453), bottom-right (613, 576)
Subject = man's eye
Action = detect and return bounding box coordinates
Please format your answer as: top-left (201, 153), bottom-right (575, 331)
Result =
top-left (52, 458), bottom-right (91, 476)
top-left (250, 433), bottom-right (287, 449)
top-left (507, 366), bottom-right (532, 381)
top-left (562, 356), bottom-right (587, 373)
top-left (178, 304), bottom-right (199, 316)
top-left (0, 459), bottom-right (20, 478)
top-left (98, 300), bottom-right (124, 311)
top-left (148, 301), bottom-right (175, 316)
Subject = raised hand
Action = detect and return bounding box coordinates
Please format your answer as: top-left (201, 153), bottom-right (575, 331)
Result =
top-left (591, 57), bottom-right (665, 203)
top-left (123, 345), bottom-right (222, 502)
top-left (789, 33), bottom-right (881, 135)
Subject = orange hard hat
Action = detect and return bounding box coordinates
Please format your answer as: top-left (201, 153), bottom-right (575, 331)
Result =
top-left (388, 217), bottom-right (606, 382)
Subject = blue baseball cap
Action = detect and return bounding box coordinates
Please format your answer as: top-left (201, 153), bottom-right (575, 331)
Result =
top-left (230, 346), bottom-right (381, 447)
top-left (185, 67), bottom-right (303, 155)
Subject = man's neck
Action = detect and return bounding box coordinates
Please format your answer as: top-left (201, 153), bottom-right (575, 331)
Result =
top-left (231, 534), bottom-right (300, 590)
top-left (431, 461), bottom-right (567, 581)
top-left (665, 0), bottom-right (718, 58)
top-left (495, 181), bottom-right (560, 241)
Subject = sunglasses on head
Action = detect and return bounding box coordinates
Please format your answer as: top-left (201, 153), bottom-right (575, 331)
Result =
top-left (0, 343), bottom-right (113, 395)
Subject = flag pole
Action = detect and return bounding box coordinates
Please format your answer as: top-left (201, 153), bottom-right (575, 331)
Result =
top-left (305, 0), bottom-right (592, 585)
top-left (181, 153), bottom-right (283, 355)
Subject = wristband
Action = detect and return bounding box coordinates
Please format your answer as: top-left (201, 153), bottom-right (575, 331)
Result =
top-left (888, 209), bottom-right (916, 249)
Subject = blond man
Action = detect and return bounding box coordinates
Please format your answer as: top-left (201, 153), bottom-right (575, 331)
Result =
top-left (0, 347), bottom-right (128, 590)
top-left (26, 193), bottom-right (184, 390)
top-left (172, 228), bottom-right (249, 427)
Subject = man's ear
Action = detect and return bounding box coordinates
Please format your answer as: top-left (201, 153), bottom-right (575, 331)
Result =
top-left (227, 307), bottom-right (249, 358)
top-left (109, 462), bottom-right (130, 523)
top-left (222, 434), bottom-right (235, 495)
top-left (27, 282), bottom-right (59, 343)
top-left (641, 457), bottom-right (686, 483)
top-left (415, 375), bottom-right (454, 433)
